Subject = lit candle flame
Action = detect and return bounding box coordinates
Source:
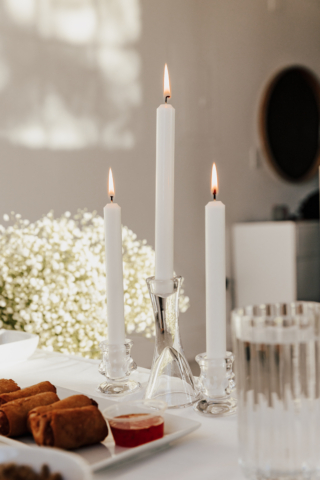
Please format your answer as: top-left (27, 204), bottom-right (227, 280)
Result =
top-left (108, 168), bottom-right (115, 199)
top-left (164, 64), bottom-right (171, 101)
top-left (211, 163), bottom-right (218, 199)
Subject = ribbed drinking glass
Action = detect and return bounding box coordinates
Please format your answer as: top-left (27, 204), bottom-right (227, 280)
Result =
top-left (232, 302), bottom-right (320, 480)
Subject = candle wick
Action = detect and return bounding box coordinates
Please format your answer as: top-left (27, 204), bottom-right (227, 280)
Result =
top-left (165, 95), bottom-right (170, 104)
top-left (213, 191), bottom-right (216, 201)
top-left (110, 196), bottom-right (114, 203)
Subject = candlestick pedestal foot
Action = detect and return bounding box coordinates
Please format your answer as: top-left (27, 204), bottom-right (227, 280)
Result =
top-left (194, 351), bottom-right (237, 417)
top-left (144, 276), bottom-right (201, 408)
top-left (98, 339), bottom-right (140, 396)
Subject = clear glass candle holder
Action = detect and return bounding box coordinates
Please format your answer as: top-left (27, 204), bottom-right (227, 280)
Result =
top-left (144, 276), bottom-right (200, 408)
top-left (98, 339), bottom-right (140, 396)
top-left (232, 302), bottom-right (320, 480)
top-left (194, 351), bottom-right (237, 417)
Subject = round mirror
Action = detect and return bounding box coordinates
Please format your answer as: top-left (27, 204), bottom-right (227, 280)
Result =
top-left (259, 66), bottom-right (320, 182)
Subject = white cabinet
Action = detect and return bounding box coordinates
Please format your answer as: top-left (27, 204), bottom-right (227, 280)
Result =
top-left (232, 221), bottom-right (320, 307)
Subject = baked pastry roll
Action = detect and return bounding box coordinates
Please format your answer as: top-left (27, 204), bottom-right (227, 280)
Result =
top-left (0, 379), bottom-right (20, 394)
top-left (28, 394), bottom-right (97, 431)
top-left (0, 381), bottom-right (56, 406)
top-left (31, 405), bottom-right (108, 449)
top-left (0, 391), bottom-right (59, 437)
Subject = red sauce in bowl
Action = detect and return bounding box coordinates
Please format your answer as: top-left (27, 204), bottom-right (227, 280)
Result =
top-left (109, 413), bottom-right (164, 448)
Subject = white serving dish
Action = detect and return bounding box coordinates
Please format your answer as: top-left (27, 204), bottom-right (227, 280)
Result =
top-left (0, 329), bottom-right (39, 366)
top-left (0, 386), bottom-right (201, 472)
top-left (0, 445), bottom-right (92, 480)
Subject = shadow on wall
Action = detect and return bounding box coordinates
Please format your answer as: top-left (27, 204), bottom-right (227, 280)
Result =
top-left (0, 0), bottom-right (141, 150)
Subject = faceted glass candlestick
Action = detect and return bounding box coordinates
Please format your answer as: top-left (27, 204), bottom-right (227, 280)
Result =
top-left (98, 339), bottom-right (140, 396)
top-left (194, 351), bottom-right (237, 417)
top-left (144, 276), bottom-right (200, 408)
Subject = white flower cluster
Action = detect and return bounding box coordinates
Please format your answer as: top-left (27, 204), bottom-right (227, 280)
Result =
top-left (0, 211), bottom-right (189, 358)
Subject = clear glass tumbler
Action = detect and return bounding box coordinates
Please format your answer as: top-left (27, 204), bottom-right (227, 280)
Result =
top-left (232, 302), bottom-right (320, 480)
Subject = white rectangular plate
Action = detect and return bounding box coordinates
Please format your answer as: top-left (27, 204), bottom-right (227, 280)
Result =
top-left (0, 386), bottom-right (201, 471)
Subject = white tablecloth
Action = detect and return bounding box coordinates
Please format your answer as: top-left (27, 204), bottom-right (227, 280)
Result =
top-left (0, 350), bottom-right (244, 480)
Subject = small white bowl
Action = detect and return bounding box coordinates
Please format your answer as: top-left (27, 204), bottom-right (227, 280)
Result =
top-left (0, 446), bottom-right (92, 480)
top-left (0, 329), bottom-right (39, 366)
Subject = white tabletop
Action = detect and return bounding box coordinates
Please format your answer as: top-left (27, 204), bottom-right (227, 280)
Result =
top-left (0, 351), bottom-right (244, 480)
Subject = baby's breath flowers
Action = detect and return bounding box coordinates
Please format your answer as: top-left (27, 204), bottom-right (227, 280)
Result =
top-left (0, 211), bottom-right (189, 358)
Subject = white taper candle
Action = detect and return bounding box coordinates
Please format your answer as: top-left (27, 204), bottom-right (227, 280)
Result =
top-left (155, 64), bottom-right (175, 284)
top-left (205, 163), bottom-right (226, 359)
top-left (104, 169), bottom-right (126, 345)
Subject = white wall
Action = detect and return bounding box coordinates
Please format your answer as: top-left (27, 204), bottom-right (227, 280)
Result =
top-left (0, 0), bottom-right (319, 366)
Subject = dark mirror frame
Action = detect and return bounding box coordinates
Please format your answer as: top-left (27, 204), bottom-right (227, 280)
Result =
top-left (259, 66), bottom-right (320, 183)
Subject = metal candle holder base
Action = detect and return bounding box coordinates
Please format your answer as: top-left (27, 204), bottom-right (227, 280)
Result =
top-left (98, 339), bottom-right (140, 396)
top-left (144, 276), bottom-right (201, 408)
top-left (194, 351), bottom-right (237, 417)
